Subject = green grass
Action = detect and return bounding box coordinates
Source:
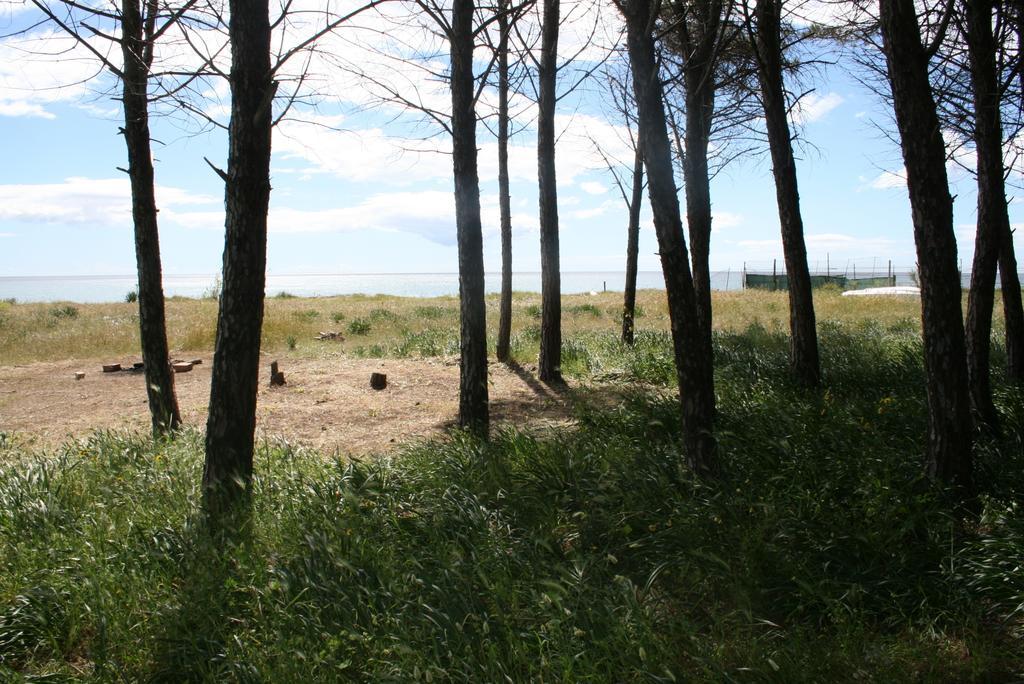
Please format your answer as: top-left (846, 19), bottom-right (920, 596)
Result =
top-left (1, 324), bottom-right (1023, 680)
top-left (0, 288), bottom-right (968, 364)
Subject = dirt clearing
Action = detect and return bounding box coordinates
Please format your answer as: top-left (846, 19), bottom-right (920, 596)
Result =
top-left (0, 353), bottom-right (578, 456)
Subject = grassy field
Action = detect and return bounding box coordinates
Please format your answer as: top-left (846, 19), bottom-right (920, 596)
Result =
top-left (1, 292), bottom-right (1023, 680)
top-left (0, 286), bottom-right (996, 366)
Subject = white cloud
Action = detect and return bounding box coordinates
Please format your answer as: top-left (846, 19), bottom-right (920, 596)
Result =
top-left (0, 232), bottom-right (14, 237)
top-left (0, 30), bottom-right (113, 119)
top-left (580, 181), bottom-right (607, 195)
top-left (0, 177), bottom-right (217, 226)
top-left (0, 100), bottom-right (56, 119)
top-left (791, 92), bottom-right (844, 125)
top-left (867, 168), bottom-right (907, 190)
top-left (712, 212), bottom-right (743, 231)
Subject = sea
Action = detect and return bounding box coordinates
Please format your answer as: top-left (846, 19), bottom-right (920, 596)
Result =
top-left (0, 271), bottom-right (752, 304)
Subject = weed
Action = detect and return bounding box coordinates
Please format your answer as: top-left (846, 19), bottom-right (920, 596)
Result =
top-left (125, 290), bottom-right (138, 304)
top-left (287, 335), bottom-right (297, 350)
top-left (330, 311), bottom-right (345, 324)
top-left (49, 305), bottom-right (79, 319)
top-left (568, 303), bottom-right (602, 317)
top-left (348, 318), bottom-right (371, 336)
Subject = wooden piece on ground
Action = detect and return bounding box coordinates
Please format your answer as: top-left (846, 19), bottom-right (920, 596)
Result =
top-left (370, 372), bottom-right (387, 390)
top-left (191, 358), bottom-right (203, 365)
top-left (75, 371), bottom-right (85, 380)
top-left (131, 362), bottom-right (145, 372)
top-left (172, 362), bottom-right (194, 373)
top-left (270, 360), bottom-right (286, 387)
top-left (102, 363), bottom-right (121, 373)
top-left (316, 331), bottom-right (344, 341)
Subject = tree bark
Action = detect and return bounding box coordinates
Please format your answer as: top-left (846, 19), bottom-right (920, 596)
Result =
top-left (964, 0), bottom-right (1006, 430)
top-left (496, 0), bottom-right (514, 363)
top-left (880, 0), bottom-right (973, 493)
top-left (203, 0), bottom-right (273, 520)
top-left (683, 67), bottom-right (715, 346)
top-left (537, 0), bottom-right (562, 383)
top-left (999, 235), bottom-right (1024, 381)
top-left (120, 0), bottom-right (181, 436)
top-left (622, 143), bottom-right (644, 346)
top-left (675, 0), bottom-right (722, 350)
top-left (452, 0), bottom-right (490, 434)
top-left (619, 0), bottom-right (716, 475)
top-left (753, 0), bottom-right (820, 387)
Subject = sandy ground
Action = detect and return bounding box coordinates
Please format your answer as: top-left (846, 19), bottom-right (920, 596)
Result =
top-left (0, 353), bottom-right (578, 456)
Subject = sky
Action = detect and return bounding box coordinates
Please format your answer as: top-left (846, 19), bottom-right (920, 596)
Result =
top-left (0, 0), bottom-right (1021, 281)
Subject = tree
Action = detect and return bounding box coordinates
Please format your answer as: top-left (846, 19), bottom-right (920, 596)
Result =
top-left (592, 67), bottom-right (645, 346)
top-left (450, 0), bottom-right (491, 433)
top-left (961, 0), bottom-right (1013, 429)
top-left (536, 0), bottom-right (563, 382)
top-left (27, 0), bottom-right (196, 436)
top-left (743, 0), bottom-right (820, 387)
top-left (664, 0), bottom-right (732, 351)
top-left (615, 0), bottom-right (716, 475)
top-left (495, 0), bottom-right (516, 362)
top-left (202, 0), bottom-right (275, 520)
top-left (878, 0), bottom-right (973, 493)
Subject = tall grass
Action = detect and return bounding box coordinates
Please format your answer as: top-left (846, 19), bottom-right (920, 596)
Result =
top-left (0, 288), bottom-right (955, 364)
top-left (2, 325), bottom-right (1022, 680)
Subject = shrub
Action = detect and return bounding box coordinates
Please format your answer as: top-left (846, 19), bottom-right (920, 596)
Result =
top-left (287, 335), bottom-right (297, 350)
top-left (330, 311), bottom-right (345, 324)
top-left (348, 318), bottom-right (371, 335)
top-left (49, 305), bottom-right (78, 319)
top-left (568, 303), bottom-right (602, 317)
top-left (414, 306), bottom-right (447, 320)
top-left (525, 304), bottom-right (542, 319)
top-left (125, 290), bottom-right (138, 304)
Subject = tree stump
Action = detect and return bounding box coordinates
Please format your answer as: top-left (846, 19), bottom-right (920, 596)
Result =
top-left (172, 362), bottom-right (193, 373)
top-left (270, 361), bottom-right (286, 387)
top-left (102, 363), bottom-right (121, 373)
top-left (370, 372), bottom-right (387, 390)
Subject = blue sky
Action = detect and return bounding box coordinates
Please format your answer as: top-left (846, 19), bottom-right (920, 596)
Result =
top-left (0, 0), bottom-right (1021, 280)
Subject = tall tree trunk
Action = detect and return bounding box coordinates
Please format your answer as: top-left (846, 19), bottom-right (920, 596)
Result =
top-left (999, 236), bottom-right (1024, 381)
top-left (452, 0), bottom-right (490, 434)
top-left (203, 0), bottom-right (273, 520)
top-left (1002, 0), bottom-right (1024, 383)
top-left (121, 0), bottom-right (181, 436)
top-left (682, 61), bottom-right (715, 351)
top-left (496, 0), bottom-right (513, 363)
top-left (619, 0), bottom-right (716, 475)
top-left (677, 0), bottom-right (722, 349)
top-left (880, 0), bottom-right (973, 493)
top-left (754, 0), bottom-right (820, 388)
top-left (964, 0), bottom-right (1005, 430)
top-left (622, 143), bottom-right (644, 346)
top-left (537, 0), bottom-right (562, 383)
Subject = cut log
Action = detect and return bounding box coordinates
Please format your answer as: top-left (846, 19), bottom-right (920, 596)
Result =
top-left (270, 360), bottom-right (286, 387)
top-left (172, 362), bottom-right (194, 373)
top-left (370, 372), bottom-right (387, 390)
top-left (102, 363), bottom-right (121, 373)
top-left (191, 358), bottom-right (203, 365)
top-left (75, 371), bottom-right (85, 380)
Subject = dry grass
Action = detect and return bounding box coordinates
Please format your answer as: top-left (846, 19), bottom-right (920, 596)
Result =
top-left (0, 287), bottom-right (1001, 365)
